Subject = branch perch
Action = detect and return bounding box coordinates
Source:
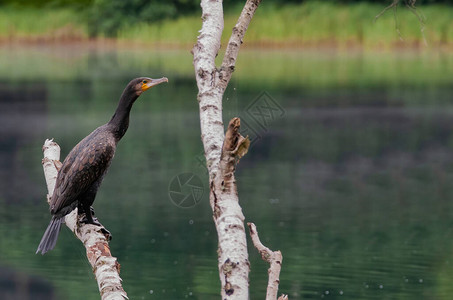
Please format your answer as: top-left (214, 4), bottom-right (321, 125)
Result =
top-left (41, 139), bottom-right (128, 300)
top-left (248, 223), bottom-right (286, 300)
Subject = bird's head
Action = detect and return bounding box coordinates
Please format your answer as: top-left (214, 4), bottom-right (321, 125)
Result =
top-left (127, 77), bottom-right (169, 96)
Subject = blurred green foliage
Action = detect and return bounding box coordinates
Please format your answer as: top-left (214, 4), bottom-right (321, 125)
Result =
top-left (86, 0), bottom-right (199, 37)
top-left (1, 1), bottom-right (453, 46)
top-left (1, 0), bottom-right (452, 37)
top-left (1, 0), bottom-right (92, 7)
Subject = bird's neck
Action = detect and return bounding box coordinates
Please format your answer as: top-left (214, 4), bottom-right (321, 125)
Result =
top-left (108, 91), bottom-right (139, 141)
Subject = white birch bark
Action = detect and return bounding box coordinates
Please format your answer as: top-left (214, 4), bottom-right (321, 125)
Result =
top-left (192, 1), bottom-right (262, 299)
top-left (42, 139), bottom-right (128, 300)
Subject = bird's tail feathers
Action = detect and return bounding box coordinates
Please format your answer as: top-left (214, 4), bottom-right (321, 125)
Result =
top-left (36, 216), bottom-right (63, 255)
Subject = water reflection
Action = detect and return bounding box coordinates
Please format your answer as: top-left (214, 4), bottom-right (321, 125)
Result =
top-left (1, 45), bottom-right (453, 299)
top-left (0, 265), bottom-right (56, 300)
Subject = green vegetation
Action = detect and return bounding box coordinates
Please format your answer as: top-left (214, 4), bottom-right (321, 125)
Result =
top-left (86, 0), bottom-right (199, 37)
top-left (1, 1), bottom-right (453, 47)
top-left (0, 6), bottom-right (87, 40)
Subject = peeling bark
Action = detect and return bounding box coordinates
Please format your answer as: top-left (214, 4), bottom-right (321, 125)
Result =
top-left (42, 139), bottom-right (128, 300)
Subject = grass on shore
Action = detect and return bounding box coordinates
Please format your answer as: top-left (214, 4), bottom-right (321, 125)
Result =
top-left (0, 6), bottom-right (88, 40)
top-left (1, 2), bottom-right (453, 47)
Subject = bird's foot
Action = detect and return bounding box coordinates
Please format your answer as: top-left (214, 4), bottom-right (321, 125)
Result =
top-left (78, 213), bottom-right (112, 241)
top-left (78, 206), bottom-right (96, 216)
top-left (79, 213), bottom-right (101, 226)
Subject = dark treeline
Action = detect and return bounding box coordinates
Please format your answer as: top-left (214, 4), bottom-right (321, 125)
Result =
top-left (2, 0), bottom-right (452, 36)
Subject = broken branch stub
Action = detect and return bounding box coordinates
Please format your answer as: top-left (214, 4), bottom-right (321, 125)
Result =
top-left (219, 117), bottom-right (250, 194)
top-left (222, 117), bottom-right (250, 161)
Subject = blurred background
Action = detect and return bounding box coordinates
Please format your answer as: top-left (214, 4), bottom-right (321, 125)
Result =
top-left (2, 0), bottom-right (453, 299)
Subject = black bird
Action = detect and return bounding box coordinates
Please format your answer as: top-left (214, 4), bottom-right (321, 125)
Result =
top-left (36, 77), bottom-right (168, 255)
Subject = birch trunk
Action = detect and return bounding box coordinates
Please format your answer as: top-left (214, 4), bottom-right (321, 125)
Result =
top-left (192, 0), bottom-right (262, 298)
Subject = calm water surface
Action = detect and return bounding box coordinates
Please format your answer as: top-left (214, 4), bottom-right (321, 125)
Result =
top-left (1, 45), bottom-right (453, 299)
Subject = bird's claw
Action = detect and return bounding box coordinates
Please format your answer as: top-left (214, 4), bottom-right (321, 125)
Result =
top-left (79, 213), bottom-right (112, 240)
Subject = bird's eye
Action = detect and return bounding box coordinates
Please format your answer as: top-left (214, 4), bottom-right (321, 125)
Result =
top-left (142, 80), bottom-right (148, 84)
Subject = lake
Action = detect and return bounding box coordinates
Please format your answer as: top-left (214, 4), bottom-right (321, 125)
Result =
top-left (1, 44), bottom-right (453, 299)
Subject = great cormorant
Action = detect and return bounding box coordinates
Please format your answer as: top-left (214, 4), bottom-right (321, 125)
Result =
top-left (36, 77), bottom-right (168, 255)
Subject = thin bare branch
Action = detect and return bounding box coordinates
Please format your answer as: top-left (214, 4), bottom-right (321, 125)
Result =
top-left (405, 2), bottom-right (427, 45)
top-left (42, 139), bottom-right (128, 300)
top-left (394, 3), bottom-right (403, 41)
top-left (375, 0), bottom-right (426, 44)
top-left (248, 222), bottom-right (284, 300)
top-left (218, 0), bottom-right (262, 91)
top-left (374, 0), bottom-right (400, 22)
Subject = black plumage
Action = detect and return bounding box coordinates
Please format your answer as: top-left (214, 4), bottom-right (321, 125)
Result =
top-left (36, 76), bottom-right (168, 255)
